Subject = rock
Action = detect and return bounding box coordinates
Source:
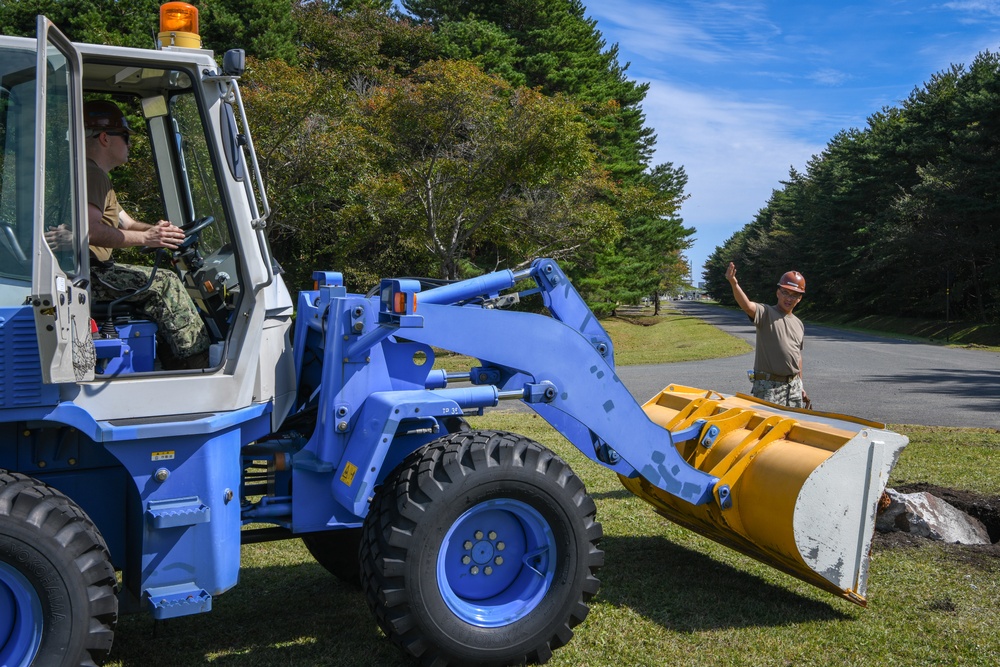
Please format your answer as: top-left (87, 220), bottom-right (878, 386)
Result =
top-left (876, 488), bottom-right (992, 545)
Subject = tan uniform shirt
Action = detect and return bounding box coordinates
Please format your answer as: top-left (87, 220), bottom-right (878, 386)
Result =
top-left (752, 303), bottom-right (804, 376)
top-left (86, 158), bottom-right (121, 263)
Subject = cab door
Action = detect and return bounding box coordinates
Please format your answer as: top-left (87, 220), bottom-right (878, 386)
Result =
top-left (30, 17), bottom-right (94, 383)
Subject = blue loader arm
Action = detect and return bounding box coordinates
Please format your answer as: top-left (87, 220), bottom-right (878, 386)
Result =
top-left (390, 259), bottom-right (719, 506)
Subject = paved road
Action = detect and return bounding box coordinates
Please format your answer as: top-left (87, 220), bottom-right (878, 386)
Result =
top-left (617, 301), bottom-right (1000, 428)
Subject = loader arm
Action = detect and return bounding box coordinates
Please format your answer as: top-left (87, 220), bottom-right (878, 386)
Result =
top-left (372, 259), bottom-right (907, 605)
top-left (390, 259), bottom-right (720, 506)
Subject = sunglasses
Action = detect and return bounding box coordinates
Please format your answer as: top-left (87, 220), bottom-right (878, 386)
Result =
top-left (105, 131), bottom-right (130, 145)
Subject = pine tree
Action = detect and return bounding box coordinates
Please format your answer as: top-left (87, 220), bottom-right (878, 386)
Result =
top-left (0, 0), bottom-right (298, 60)
top-left (401, 0), bottom-right (655, 181)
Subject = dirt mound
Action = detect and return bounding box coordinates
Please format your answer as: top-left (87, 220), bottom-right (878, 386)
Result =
top-left (874, 483), bottom-right (1000, 569)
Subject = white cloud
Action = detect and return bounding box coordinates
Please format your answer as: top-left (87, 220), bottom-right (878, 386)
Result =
top-left (641, 82), bottom-right (825, 270)
top-left (586, 0), bottom-right (782, 64)
top-left (943, 1), bottom-right (1000, 16)
top-left (808, 68), bottom-right (852, 86)
top-left (580, 0), bottom-right (1000, 273)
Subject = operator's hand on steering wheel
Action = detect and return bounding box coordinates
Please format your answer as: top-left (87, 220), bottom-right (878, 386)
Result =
top-left (44, 224), bottom-right (74, 250)
top-left (142, 220), bottom-right (185, 250)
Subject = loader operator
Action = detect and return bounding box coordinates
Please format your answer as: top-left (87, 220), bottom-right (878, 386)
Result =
top-left (725, 262), bottom-right (811, 409)
top-left (84, 100), bottom-right (210, 370)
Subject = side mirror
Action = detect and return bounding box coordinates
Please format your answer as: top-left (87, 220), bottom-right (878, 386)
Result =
top-left (223, 49), bottom-right (245, 77)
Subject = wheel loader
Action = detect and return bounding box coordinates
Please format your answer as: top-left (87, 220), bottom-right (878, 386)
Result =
top-left (0, 5), bottom-right (907, 666)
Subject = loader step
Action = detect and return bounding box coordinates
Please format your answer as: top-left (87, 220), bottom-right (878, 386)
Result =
top-left (145, 496), bottom-right (211, 529)
top-left (145, 584), bottom-right (213, 619)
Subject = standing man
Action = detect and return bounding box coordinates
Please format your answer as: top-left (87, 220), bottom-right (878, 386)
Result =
top-left (84, 99), bottom-right (210, 370)
top-left (725, 262), bottom-right (811, 408)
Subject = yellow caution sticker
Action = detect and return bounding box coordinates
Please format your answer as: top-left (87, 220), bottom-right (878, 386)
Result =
top-left (341, 461), bottom-right (358, 486)
top-left (151, 451), bottom-right (175, 461)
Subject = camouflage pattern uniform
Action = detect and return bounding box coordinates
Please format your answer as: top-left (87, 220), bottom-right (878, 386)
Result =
top-left (751, 376), bottom-right (804, 409)
top-left (91, 262), bottom-right (209, 359)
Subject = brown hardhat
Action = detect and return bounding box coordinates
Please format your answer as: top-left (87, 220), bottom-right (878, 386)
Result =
top-left (777, 270), bottom-right (806, 293)
top-left (83, 100), bottom-right (134, 135)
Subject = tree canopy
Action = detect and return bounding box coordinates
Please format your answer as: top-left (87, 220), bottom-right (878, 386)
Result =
top-left (0, 0), bottom-right (298, 58)
top-left (357, 60), bottom-right (617, 279)
top-left (5, 0), bottom-right (696, 311)
top-left (402, 0), bottom-right (656, 181)
top-left (705, 51), bottom-right (1000, 325)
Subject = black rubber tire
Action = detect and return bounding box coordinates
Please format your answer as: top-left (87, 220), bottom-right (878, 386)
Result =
top-left (301, 528), bottom-right (363, 587)
top-left (0, 471), bottom-right (118, 666)
top-left (360, 430), bottom-right (603, 667)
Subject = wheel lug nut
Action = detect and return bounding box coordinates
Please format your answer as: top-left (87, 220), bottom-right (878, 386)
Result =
top-left (474, 530), bottom-right (483, 540)
top-left (488, 531), bottom-right (497, 540)
top-left (495, 556), bottom-right (503, 565)
top-left (496, 542), bottom-right (505, 551)
top-left (462, 556), bottom-right (471, 565)
top-left (464, 541), bottom-right (473, 550)
top-left (470, 566), bottom-right (479, 575)
top-left (484, 566), bottom-right (492, 575)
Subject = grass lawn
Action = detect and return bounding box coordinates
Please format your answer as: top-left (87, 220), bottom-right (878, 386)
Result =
top-left (431, 307), bottom-right (751, 371)
top-left (104, 312), bottom-right (1000, 667)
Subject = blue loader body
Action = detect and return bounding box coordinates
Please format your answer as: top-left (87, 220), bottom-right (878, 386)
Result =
top-left (0, 12), bottom-right (907, 665)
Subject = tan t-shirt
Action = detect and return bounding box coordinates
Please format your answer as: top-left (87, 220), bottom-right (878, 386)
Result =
top-left (86, 159), bottom-right (122, 263)
top-left (751, 303), bottom-right (804, 376)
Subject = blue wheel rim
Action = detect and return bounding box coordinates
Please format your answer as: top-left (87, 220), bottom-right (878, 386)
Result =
top-left (438, 499), bottom-right (556, 627)
top-left (0, 561), bottom-right (43, 667)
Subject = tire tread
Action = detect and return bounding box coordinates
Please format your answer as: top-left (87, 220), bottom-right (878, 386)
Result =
top-left (360, 430), bottom-right (603, 666)
top-left (0, 470), bottom-right (118, 666)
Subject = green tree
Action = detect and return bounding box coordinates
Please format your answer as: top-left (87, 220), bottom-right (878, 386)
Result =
top-left (0, 0), bottom-right (161, 46)
top-left (894, 52), bottom-right (1000, 322)
top-left (357, 59), bottom-right (616, 279)
top-left (705, 51), bottom-right (1000, 324)
top-left (241, 56), bottom-right (422, 291)
top-left (202, 0), bottom-right (298, 61)
top-left (704, 231), bottom-right (747, 305)
top-left (585, 163), bottom-right (693, 314)
top-left (294, 0), bottom-right (438, 78)
top-left (0, 0), bottom-right (298, 59)
top-left (432, 18), bottom-right (525, 86)
top-left (401, 0), bottom-right (655, 181)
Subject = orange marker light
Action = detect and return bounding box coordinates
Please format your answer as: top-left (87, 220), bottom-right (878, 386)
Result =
top-left (158, 2), bottom-right (202, 49)
top-left (391, 292), bottom-right (418, 314)
top-left (160, 2), bottom-right (198, 33)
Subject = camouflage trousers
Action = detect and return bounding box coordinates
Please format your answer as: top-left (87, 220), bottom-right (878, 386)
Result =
top-left (91, 262), bottom-right (209, 359)
top-left (751, 376), bottom-right (805, 408)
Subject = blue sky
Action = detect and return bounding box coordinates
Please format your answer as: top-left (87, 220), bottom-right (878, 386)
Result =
top-left (581, 0), bottom-right (1000, 281)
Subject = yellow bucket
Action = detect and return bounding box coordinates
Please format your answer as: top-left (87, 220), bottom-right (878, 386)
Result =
top-left (620, 384), bottom-right (908, 606)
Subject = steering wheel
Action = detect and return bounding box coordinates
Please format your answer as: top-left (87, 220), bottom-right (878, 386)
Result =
top-left (178, 215), bottom-right (215, 250)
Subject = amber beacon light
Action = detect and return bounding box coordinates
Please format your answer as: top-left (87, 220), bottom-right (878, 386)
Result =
top-left (158, 2), bottom-right (201, 49)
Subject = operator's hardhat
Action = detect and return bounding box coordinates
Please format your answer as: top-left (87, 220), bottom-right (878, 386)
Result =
top-left (83, 100), bottom-right (134, 135)
top-left (777, 270), bottom-right (806, 293)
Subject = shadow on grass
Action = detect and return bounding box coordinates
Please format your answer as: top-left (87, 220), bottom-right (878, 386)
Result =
top-left (108, 561), bottom-right (414, 667)
top-left (597, 534), bottom-right (850, 632)
top-left (108, 535), bottom-right (848, 666)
